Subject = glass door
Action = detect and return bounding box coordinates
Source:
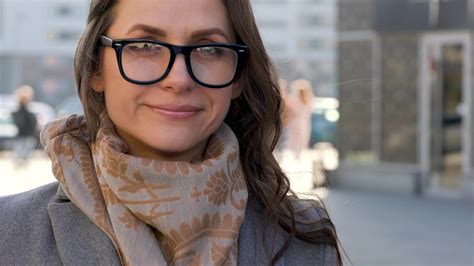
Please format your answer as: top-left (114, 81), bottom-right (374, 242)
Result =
top-left (420, 33), bottom-right (471, 191)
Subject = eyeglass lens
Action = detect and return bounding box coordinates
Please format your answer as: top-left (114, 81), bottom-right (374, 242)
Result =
top-left (121, 42), bottom-right (239, 86)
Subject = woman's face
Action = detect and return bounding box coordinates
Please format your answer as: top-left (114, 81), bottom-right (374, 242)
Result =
top-left (93, 0), bottom-right (241, 162)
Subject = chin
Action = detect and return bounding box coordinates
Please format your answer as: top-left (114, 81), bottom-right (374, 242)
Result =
top-left (147, 140), bottom-right (190, 151)
top-left (146, 138), bottom-right (203, 156)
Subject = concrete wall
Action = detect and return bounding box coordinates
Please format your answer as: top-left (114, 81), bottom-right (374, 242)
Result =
top-left (380, 34), bottom-right (419, 163)
top-left (337, 0), bottom-right (376, 161)
top-left (338, 0), bottom-right (374, 31)
top-left (471, 31), bottom-right (474, 182)
top-left (337, 40), bottom-right (374, 160)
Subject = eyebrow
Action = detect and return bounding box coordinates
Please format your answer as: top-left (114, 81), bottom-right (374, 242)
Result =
top-left (190, 28), bottom-right (230, 42)
top-left (127, 24), bottom-right (230, 42)
top-left (127, 24), bottom-right (167, 37)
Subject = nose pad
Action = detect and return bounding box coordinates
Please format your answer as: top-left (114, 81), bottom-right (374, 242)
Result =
top-left (168, 54), bottom-right (194, 81)
top-left (159, 54), bottom-right (194, 92)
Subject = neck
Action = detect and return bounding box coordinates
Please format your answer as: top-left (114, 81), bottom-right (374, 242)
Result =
top-left (118, 129), bottom-right (209, 163)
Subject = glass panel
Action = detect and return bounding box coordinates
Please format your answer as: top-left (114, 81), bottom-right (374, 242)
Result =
top-left (190, 47), bottom-right (237, 85)
top-left (440, 43), bottom-right (464, 188)
top-left (122, 42), bottom-right (170, 82)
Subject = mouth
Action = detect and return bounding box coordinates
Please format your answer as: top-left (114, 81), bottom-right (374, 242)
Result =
top-left (146, 104), bottom-right (203, 120)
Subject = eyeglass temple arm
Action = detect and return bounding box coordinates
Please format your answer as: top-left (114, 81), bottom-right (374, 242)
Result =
top-left (100, 36), bottom-right (113, 47)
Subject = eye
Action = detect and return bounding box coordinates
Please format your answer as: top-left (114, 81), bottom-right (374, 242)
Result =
top-left (196, 46), bottom-right (218, 55)
top-left (126, 42), bottom-right (163, 53)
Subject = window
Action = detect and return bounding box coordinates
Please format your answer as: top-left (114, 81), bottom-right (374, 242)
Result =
top-left (0, 0), bottom-right (3, 43)
top-left (300, 13), bottom-right (334, 28)
top-left (46, 30), bottom-right (82, 42)
top-left (56, 5), bottom-right (72, 17)
top-left (298, 38), bottom-right (333, 51)
top-left (257, 19), bottom-right (287, 28)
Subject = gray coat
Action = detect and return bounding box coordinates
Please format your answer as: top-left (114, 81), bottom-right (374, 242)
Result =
top-left (0, 182), bottom-right (337, 265)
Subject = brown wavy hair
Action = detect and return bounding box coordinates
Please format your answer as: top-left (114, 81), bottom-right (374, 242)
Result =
top-left (74, 0), bottom-right (343, 265)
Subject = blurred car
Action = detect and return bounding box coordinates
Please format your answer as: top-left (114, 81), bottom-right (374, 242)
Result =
top-left (309, 97), bottom-right (340, 181)
top-left (0, 94), bottom-right (55, 150)
top-left (0, 109), bottom-right (18, 150)
top-left (310, 97), bottom-right (339, 146)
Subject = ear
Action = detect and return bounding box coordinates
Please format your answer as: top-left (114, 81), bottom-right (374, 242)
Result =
top-left (90, 73), bottom-right (105, 92)
top-left (231, 82), bottom-right (242, 99)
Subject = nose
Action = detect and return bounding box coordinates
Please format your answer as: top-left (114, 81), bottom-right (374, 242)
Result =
top-left (159, 54), bottom-right (194, 93)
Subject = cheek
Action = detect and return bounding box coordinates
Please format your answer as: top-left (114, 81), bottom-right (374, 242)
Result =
top-left (208, 89), bottom-right (233, 111)
top-left (103, 63), bottom-right (121, 84)
top-left (100, 50), bottom-right (123, 86)
top-left (215, 100), bottom-right (231, 121)
top-left (101, 54), bottom-right (131, 104)
top-left (208, 92), bottom-right (234, 125)
top-left (102, 74), bottom-right (138, 120)
top-left (104, 91), bottom-right (124, 123)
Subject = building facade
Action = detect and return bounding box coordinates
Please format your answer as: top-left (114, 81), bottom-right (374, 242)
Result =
top-left (0, 0), bottom-right (89, 106)
top-left (335, 0), bottom-right (473, 198)
top-left (251, 0), bottom-right (337, 97)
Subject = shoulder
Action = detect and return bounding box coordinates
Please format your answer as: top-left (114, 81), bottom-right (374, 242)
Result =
top-left (288, 198), bottom-right (339, 265)
top-left (0, 182), bottom-right (60, 233)
top-left (291, 197), bottom-right (331, 226)
top-left (1, 182), bottom-right (120, 265)
top-left (238, 197), bottom-right (338, 265)
top-left (0, 182), bottom-right (62, 264)
top-left (0, 182), bottom-right (59, 220)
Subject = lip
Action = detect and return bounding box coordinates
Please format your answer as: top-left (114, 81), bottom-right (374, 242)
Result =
top-left (146, 104), bottom-right (202, 120)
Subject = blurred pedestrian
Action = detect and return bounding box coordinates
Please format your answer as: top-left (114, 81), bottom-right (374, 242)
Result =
top-left (283, 79), bottom-right (314, 158)
top-left (11, 85), bottom-right (38, 167)
top-left (0, 1), bottom-right (342, 265)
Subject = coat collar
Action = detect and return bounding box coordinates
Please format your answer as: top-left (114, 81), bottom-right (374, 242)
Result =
top-left (47, 185), bottom-right (121, 265)
top-left (48, 185), bottom-right (286, 265)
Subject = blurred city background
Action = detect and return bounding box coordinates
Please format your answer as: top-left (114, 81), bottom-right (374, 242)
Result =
top-left (0, 0), bottom-right (473, 265)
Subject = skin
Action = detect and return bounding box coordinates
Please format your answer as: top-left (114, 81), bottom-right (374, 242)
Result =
top-left (92, 0), bottom-right (241, 162)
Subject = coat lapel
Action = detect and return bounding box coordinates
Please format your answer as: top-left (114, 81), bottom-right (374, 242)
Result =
top-left (47, 186), bottom-right (121, 265)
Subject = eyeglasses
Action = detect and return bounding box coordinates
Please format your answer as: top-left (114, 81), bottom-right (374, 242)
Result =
top-left (100, 35), bottom-right (248, 89)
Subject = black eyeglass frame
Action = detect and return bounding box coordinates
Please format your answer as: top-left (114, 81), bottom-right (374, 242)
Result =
top-left (100, 35), bottom-right (248, 89)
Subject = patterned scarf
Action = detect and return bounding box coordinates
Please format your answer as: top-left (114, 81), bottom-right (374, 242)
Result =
top-left (41, 114), bottom-right (248, 265)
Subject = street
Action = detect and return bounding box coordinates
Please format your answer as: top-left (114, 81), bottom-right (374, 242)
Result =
top-left (0, 152), bottom-right (473, 266)
top-left (326, 189), bottom-right (474, 266)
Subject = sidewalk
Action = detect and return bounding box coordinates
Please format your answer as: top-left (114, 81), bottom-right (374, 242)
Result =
top-left (325, 189), bottom-right (474, 266)
top-left (0, 148), bottom-right (320, 196)
top-left (0, 151), bottom-right (55, 196)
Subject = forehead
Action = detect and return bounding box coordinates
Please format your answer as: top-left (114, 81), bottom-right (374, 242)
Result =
top-left (109, 0), bottom-right (235, 41)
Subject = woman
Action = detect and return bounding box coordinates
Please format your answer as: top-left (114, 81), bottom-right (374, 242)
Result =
top-left (0, 0), bottom-right (342, 265)
top-left (283, 79), bottom-right (314, 158)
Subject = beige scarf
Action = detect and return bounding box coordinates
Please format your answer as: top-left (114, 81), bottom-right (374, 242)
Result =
top-left (42, 114), bottom-right (248, 265)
